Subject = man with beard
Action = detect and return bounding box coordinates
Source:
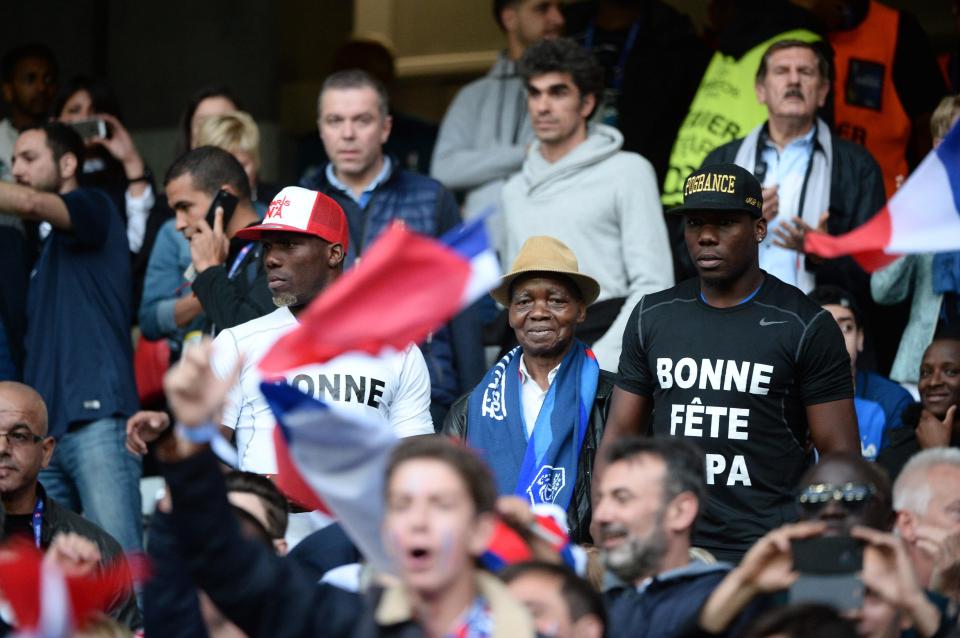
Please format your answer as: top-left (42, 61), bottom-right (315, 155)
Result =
top-left (592, 436), bottom-right (729, 638)
top-left (209, 186), bottom-right (433, 542)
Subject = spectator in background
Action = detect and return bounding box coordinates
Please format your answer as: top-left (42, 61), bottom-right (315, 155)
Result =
top-left (431, 0), bottom-right (564, 253)
top-left (54, 76), bottom-right (155, 254)
top-left (300, 69), bottom-right (484, 425)
top-left (701, 40), bottom-right (887, 352)
top-left (893, 448), bottom-right (960, 594)
top-left (175, 85), bottom-right (241, 159)
top-left (298, 37), bottom-right (439, 178)
top-left (0, 43), bottom-right (58, 382)
top-left (809, 285), bottom-right (914, 460)
top-left (0, 123), bottom-right (141, 554)
top-left (878, 335), bottom-right (960, 482)
top-left (791, 0), bottom-right (948, 197)
top-left (872, 95), bottom-right (960, 389)
top-left (195, 110), bottom-right (279, 217)
top-left (501, 561), bottom-right (606, 638)
top-left (661, 0), bottom-right (822, 211)
top-left (0, 43), bottom-right (57, 181)
top-left (140, 145), bottom-right (270, 360)
top-left (564, 0), bottom-right (710, 184)
top-left (502, 38), bottom-right (672, 371)
top-left (0, 381), bottom-right (140, 630)
top-left (595, 437), bottom-right (730, 638)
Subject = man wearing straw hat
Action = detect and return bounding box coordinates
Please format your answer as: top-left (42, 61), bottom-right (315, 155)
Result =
top-left (444, 235), bottom-right (612, 543)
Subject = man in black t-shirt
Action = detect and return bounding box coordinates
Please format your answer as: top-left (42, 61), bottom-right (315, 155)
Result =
top-left (598, 163), bottom-right (858, 560)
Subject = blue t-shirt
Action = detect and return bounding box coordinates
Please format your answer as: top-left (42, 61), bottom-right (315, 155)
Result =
top-left (855, 369), bottom-right (914, 431)
top-left (24, 188), bottom-right (138, 439)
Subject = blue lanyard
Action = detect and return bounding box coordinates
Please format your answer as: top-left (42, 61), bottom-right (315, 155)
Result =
top-left (584, 20), bottom-right (641, 91)
top-left (700, 282), bottom-right (762, 306)
top-left (32, 498), bottom-right (44, 549)
top-left (227, 242), bottom-right (254, 279)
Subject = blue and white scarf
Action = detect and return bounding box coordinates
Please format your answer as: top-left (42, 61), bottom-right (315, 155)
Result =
top-left (466, 342), bottom-right (599, 510)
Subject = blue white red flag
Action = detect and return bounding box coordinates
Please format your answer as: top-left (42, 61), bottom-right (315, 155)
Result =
top-left (805, 120), bottom-right (960, 270)
top-left (259, 217), bottom-right (500, 375)
top-left (260, 382), bottom-right (396, 572)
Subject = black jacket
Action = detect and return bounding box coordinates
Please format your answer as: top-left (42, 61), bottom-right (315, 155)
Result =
top-left (442, 371), bottom-right (615, 543)
top-left (191, 233), bottom-right (274, 332)
top-left (160, 449), bottom-right (364, 638)
top-left (40, 487), bottom-right (142, 630)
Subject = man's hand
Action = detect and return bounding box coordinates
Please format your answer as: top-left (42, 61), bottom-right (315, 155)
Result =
top-left (43, 533), bottom-right (101, 579)
top-left (189, 208), bottom-right (229, 273)
top-left (772, 211), bottom-right (830, 253)
top-left (164, 339), bottom-right (240, 428)
top-left (853, 526), bottom-right (942, 637)
top-left (762, 186), bottom-right (779, 222)
top-left (928, 529), bottom-right (960, 601)
top-left (733, 520), bottom-right (826, 595)
top-left (125, 410), bottom-right (171, 455)
top-left (916, 405), bottom-right (957, 449)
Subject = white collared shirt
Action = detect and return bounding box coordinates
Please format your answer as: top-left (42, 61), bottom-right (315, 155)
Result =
top-left (518, 355), bottom-right (561, 438)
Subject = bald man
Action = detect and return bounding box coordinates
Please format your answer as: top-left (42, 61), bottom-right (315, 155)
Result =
top-left (0, 381), bottom-right (141, 629)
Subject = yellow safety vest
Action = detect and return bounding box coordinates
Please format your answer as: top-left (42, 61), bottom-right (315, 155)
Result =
top-left (661, 29), bottom-right (821, 208)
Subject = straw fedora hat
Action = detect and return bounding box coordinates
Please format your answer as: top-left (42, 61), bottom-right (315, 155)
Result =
top-left (491, 236), bottom-right (601, 306)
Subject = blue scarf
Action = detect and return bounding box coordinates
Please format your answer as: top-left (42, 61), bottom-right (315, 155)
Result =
top-left (466, 342), bottom-right (599, 510)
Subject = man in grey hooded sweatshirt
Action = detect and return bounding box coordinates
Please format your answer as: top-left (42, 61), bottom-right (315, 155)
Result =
top-left (502, 38), bottom-right (673, 371)
top-left (431, 0), bottom-right (564, 254)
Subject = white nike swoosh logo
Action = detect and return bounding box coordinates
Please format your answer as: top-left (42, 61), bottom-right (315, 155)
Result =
top-left (759, 318), bottom-right (787, 327)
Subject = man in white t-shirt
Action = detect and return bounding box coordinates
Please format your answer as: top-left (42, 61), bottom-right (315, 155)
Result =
top-left (211, 186), bottom-right (434, 475)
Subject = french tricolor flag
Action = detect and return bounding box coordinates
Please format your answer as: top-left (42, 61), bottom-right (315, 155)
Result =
top-left (258, 218), bottom-right (500, 570)
top-left (805, 119), bottom-right (960, 271)
top-left (259, 217), bottom-right (500, 375)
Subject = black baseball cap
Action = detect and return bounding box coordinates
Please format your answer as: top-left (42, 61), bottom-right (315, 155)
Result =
top-left (669, 163), bottom-right (764, 218)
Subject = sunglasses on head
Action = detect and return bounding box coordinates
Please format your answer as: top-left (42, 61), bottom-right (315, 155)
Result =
top-left (797, 483), bottom-right (876, 513)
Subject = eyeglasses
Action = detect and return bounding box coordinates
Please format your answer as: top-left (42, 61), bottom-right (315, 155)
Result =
top-left (797, 483), bottom-right (876, 514)
top-left (0, 430), bottom-right (44, 447)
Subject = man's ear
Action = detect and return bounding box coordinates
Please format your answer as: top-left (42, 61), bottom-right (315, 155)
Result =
top-left (816, 79), bottom-right (830, 108)
top-left (501, 5), bottom-right (519, 33)
top-left (895, 510), bottom-right (917, 543)
top-left (576, 301), bottom-right (587, 324)
top-left (666, 492), bottom-right (699, 534)
top-left (1, 83), bottom-right (12, 104)
top-left (327, 242), bottom-right (345, 269)
top-left (58, 152), bottom-right (78, 182)
top-left (572, 614), bottom-right (605, 638)
top-left (219, 183), bottom-right (240, 198)
top-left (755, 80), bottom-right (768, 106)
top-left (579, 93), bottom-right (597, 120)
top-left (40, 437), bottom-right (56, 469)
top-left (380, 114), bottom-right (393, 145)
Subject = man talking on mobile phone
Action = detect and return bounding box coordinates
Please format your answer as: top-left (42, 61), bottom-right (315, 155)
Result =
top-left (140, 146), bottom-right (272, 363)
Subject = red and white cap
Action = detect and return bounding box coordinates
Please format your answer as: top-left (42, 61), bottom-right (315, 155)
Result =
top-left (234, 186), bottom-right (350, 252)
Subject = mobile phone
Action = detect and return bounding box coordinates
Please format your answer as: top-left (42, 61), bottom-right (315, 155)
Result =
top-left (206, 189), bottom-right (239, 230)
top-left (68, 118), bottom-right (108, 142)
top-left (789, 536), bottom-right (864, 611)
top-left (792, 536), bottom-right (863, 574)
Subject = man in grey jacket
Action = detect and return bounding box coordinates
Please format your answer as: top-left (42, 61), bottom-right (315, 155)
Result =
top-left (502, 38), bottom-right (673, 371)
top-left (431, 0), bottom-right (564, 253)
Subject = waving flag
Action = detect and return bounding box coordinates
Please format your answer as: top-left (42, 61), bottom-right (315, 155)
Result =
top-left (0, 541), bottom-right (141, 637)
top-left (804, 120), bottom-right (960, 271)
top-left (259, 217), bottom-right (500, 375)
top-left (260, 382), bottom-right (397, 573)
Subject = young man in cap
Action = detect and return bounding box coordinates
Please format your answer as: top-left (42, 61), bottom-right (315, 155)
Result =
top-left (208, 187), bottom-right (434, 539)
top-left (598, 163), bottom-right (858, 561)
top-left (444, 235), bottom-right (612, 542)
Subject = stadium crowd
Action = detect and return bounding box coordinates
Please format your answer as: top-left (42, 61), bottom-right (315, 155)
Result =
top-left (1, 0), bottom-right (960, 636)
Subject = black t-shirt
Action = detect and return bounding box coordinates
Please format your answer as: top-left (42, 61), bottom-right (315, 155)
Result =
top-left (617, 274), bottom-right (853, 554)
top-left (3, 513), bottom-right (34, 544)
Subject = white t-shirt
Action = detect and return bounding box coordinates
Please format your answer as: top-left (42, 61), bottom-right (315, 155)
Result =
top-left (211, 306), bottom-right (434, 473)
